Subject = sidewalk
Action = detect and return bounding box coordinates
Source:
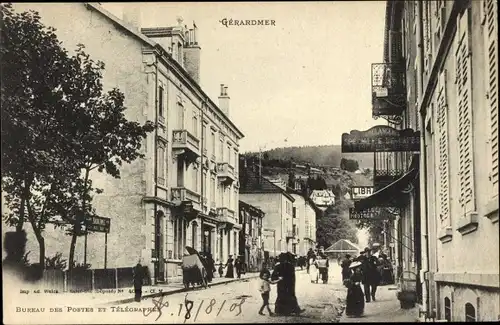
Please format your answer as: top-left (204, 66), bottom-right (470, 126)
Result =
top-left (96, 267), bottom-right (306, 306)
top-left (340, 285), bottom-right (419, 323)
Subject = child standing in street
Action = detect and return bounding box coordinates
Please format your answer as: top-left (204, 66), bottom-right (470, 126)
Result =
top-left (258, 272), bottom-right (280, 316)
top-left (218, 261), bottom-right (224, 277)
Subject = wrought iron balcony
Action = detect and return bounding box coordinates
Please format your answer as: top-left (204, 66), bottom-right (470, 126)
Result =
top-left (371, 62), bottom-right (406, 118)
top-left (171, 187), bottom-right (201, 210)
top-left (172, 130), bottom-right (200, 162)
top-left (286, 230), bottom-right (298, 239)
top-left (216, 162), bottom-right (236, 185)
top-left (374, 169), bottom-right (405, 191)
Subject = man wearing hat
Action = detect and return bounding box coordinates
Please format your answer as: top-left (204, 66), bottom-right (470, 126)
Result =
top-left (359, 247), bottom-right (381, 302)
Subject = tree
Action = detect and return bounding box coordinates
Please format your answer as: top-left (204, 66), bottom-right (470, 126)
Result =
top-left (316, 198), bottom-right (358, 248)
top-left (340, 158), bottom-right (359, 172)
top-left (1, 3), bottom-right (87, 269)
top-left (63, 49), bottom-right (154, 269)
top-left (1, 4), bottom-right (155, 270)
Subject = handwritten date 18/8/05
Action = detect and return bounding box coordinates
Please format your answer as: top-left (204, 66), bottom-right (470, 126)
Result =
top-left (143, 294), bottom-right (246, 321)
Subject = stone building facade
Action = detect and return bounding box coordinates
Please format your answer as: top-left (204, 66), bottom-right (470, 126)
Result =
top-left (384, 0), bottom-right (499, 321)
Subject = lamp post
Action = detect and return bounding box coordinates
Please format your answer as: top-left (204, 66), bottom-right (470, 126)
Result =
top-left (264, 228), bottom-right (276, 258)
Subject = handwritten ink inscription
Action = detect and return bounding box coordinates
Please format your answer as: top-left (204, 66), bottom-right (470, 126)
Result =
top-left (142, 293), bottom-right (246, 321)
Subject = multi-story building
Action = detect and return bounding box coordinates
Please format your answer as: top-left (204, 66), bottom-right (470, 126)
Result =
top-left (288, 192), bottom-right (318, 256)
top-left (354, 0), bottom-right (499, 321)
top-left (239, 165), bottom-right (295, 258)
top-left (404, 0), bottom-right (498, 321)
top-left (238, 200), bottom-right (264, 271)
top-left (11, 3), bottom-right (244, 283)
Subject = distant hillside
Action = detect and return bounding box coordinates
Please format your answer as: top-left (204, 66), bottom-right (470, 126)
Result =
top-left (249, 145), bottom-right (373, 170)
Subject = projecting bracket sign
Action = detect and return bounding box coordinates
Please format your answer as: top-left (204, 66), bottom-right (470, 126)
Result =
top-left (350, 186), bottom-right (374, 200)
top-left (349, 207), bottom-right (398, 220)
top-left (341, 125), bottom-right (420, 153)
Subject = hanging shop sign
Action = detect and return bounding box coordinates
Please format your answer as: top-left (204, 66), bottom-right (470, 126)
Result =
top-left (350, 186), bottom-right (374, 200)
top-left (341, 125), bottom-right (420, 153)
top-left (348, 207), bottom-right (398, 220)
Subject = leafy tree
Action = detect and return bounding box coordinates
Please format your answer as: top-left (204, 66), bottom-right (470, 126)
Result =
top-left (316, 198), bottom-right (358, 248)
top-left (340, 158), bottom-right (359, 172)
top-left (1, 4), bottom-right (154, 271)
top-left (1, 3), bottom-right (87, 268)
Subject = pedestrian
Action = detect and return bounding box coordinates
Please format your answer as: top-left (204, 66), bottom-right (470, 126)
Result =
top-left (341, 254), bottom-right (352, 283)
top-left (217, 261), bottom-right (224, 277)
top-left (271, 252), bottom-right (305, 316)
top-left (132, 261), bottom-right (145, 302)
top-left (225, 255), bottom-right (235, 278)
top-left (316, 254), bottom-right (329, 284)
top-left (359, 247), bottom-right (381, 302)
top-left (235, 256), bottom-right (243, 279)
top-left (306, 248), bottom-right (315, 273)
top-left (260, 262), bottom-right (270, 279)
top-left (258, 271), bottom-right (280, 316)
top-left (309, 255), bottom-right (319, 283)
top-left (344, 260), bottom-right (365, 317)
top-left (205, 252), bottom-right (215, 283)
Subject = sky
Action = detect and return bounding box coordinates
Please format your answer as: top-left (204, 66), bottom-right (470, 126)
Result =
top-left (103, 2), bottom-right (386, 153)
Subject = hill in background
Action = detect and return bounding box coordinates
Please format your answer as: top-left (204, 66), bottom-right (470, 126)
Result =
top-left (247, 145), bottom-right (373, 170)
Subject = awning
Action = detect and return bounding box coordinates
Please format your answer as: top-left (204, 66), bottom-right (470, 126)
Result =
top-left (355, 158), bottom-right (419, 211)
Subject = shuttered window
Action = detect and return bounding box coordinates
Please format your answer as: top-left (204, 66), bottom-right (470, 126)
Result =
top-left (437, 71), bottom-right (450, 226)
top-left (455, 9), bottom-right (476, 214)
top-left (434, 0), bottom-right (446, 49)
top-left (484, 0), bottom-right (499, 189)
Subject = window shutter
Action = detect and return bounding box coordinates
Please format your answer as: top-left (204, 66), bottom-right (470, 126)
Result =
top-left (437, 70), bottom-right (450, 226)
top-left (485, 0), bottom-right (499, 188)
top-left (434, 0), bottom-right (446, 44)
top-left (455, 9), bottom-right (476, 214)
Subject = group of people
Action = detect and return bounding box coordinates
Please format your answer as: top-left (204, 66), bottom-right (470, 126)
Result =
top-left (218, 254), bottom-right (247, 279)
top-left (258, 252), bottom-right (305, 317)
top-left (306, 247), bottom-right (330, 284)
top-left (340, 244), bottom-right (393, 317)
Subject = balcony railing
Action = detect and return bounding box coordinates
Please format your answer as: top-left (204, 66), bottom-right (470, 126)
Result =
top-left (171, 187), bottom-right (201, 210)
top-left (172, 130), bottom-right (200, 159)
top-left (371, 62), bottom-right (406, 117)
top-left (216, 162), bottom-right (236, 185)
top-left (216, 207), bottom-right (237, 223)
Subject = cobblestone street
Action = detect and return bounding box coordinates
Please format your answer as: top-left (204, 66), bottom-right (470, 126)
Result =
top-left (110, 269), bottom-right (343, 323)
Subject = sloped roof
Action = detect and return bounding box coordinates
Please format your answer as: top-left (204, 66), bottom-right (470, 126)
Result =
top-left (325, 239), bottom-right (360, 252)
top-left (239, 168), bottom-right (295, 202)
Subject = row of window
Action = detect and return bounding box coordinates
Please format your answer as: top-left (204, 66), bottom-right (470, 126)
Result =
top-left (158, 87), bottom-right (239, 168)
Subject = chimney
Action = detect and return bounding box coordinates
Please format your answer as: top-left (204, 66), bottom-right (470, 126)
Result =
top-left (183, 21), bottom-right (201, 83)
top-left (218, 84), bottom-right (230, 116)
top-left (122, 4), bottom-right (141, 30)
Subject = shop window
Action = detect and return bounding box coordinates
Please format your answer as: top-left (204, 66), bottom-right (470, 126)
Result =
top-left (444, 297), bottom-right (451, 321)
top-left (465, 303), bottom-right (476, 322)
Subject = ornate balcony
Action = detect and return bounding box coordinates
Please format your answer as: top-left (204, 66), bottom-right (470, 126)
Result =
top-left (286, 230), bottom-right (298, 240)
top-left (371, 62), bottom-right (406, 120)
top-left (172, 130), bottom-right (200, 163)
top-left (216, 207), bottom-right (237, 225)
top-left (216, 162), bottom-right (236, 185)
top-left (374, 169), bottom-right (405, 191)
top-left (171, 187), bottom-right (201, 211)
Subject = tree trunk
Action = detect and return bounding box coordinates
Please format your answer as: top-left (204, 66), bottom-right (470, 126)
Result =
top-left (16, 197), bottom-right (25, 233)
top-left (68, 168), bottom-right (90, 270)
top-left (26, 200), bottom-right (45, 271)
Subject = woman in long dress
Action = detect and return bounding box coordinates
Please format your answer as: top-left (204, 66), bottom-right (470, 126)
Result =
top-left (309, 257), bottom-right (318, 283)
top-left (271, 253), bottom-right (304, 316)
top-left (225, 255), bottom-right (235, 278)
top-left (344, 261), bottom-right (365, 317)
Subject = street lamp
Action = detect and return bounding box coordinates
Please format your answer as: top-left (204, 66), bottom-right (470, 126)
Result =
top-left (264, 228), bottom-right (276, 258)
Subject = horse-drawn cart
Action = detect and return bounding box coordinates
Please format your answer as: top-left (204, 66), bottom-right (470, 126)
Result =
top-left (182, 246), bottom-right (208, 289)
